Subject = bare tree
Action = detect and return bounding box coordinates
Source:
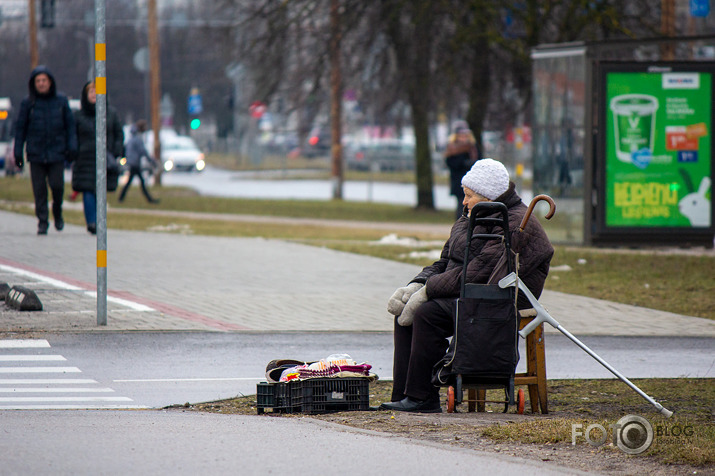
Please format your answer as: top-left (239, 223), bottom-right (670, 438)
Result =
top-left (378, 0), bottom-right (444, 209)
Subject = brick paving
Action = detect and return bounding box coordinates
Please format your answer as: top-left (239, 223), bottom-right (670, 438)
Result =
top-left (1, 209), bottom-right (713, 337)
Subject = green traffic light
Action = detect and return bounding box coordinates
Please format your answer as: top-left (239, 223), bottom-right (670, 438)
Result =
top-left (190, 118), bottom-right (201, 130)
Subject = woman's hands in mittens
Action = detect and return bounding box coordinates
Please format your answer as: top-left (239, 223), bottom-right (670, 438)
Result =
top-left (397, 286), bottom-right (428, 326)
top-left (387, 282), bottom-right (423, 317)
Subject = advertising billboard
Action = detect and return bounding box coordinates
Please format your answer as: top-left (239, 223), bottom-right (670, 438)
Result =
top-left (596, 62), bottom-right (714, 245)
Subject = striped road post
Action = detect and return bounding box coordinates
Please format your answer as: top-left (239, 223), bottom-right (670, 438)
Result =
top-left (95, 0), bottom-right (107, 326)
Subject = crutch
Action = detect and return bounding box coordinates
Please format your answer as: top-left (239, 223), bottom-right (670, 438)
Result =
top-left (505, 193), bottom-right (673, 417)
top-left (498, 273), bottom-right (673, 418)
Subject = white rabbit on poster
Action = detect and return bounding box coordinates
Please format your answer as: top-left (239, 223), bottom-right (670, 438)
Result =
top-left (678, 175), bottom-right (711, 227)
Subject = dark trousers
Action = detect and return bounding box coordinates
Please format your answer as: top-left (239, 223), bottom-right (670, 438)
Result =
top-left (29, 161), bottom-right (65, 229)
top-left (392, 299), bottom-right (455, 402)
top-left (119, 166), bottom-right (154, 202)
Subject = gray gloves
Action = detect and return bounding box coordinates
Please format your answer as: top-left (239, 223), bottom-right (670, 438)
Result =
top-left (398, 286), bottom-right (428, 326)
top-left (387, 282), bottom-right (423, 317)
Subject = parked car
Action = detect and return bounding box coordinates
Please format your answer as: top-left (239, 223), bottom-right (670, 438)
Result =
top-left (345, 140), bottom-right (415, 172)
top-left (160, 136), bottom-right (206, 172)
top-left (301, 127), bottom-right (331, 158)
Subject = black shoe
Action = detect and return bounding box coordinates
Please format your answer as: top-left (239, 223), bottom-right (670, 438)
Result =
top-left (55, 219), bottom-right (64, 231)
top-left (379, 396), bottom-right (442, 413)
top-left (38, 222), bottom-right (48, 235)
top-left (37, 227), bottom-right (48, 235)
top-left (87, 224), bottom-right (96, 235)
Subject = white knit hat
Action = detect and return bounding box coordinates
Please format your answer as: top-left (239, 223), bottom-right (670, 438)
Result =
top-left (461, 158), bottom-right (510, 200)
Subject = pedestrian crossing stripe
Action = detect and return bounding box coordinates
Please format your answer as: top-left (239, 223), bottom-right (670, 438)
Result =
top-left (0, 355), bottom-right (66, 361)
top-left (0, 379), bottom-right (97, 384)
top-left (0, 405), bottom-right (148, 410)
top-left (0, 387), bottom-right (115, 393)
top-left (0, 340), bottom-right (50, 348)
top-left (0, 339), bottom-right (141, 410)
top-left (0, 396), bottom-right (132, 402)
top-left (0, 367), bottom-right (82, 373)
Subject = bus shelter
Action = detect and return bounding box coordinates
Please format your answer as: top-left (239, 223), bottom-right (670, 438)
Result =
top-left (531, 36), bottom-right (715, 248)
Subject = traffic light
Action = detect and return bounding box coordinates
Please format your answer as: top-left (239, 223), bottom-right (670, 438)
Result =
top-left (187, 88), bottom-right (202, 130)
top-left (40, 0), bottom-right (55, 28)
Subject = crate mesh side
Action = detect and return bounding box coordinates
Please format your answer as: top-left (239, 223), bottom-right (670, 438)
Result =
top-left (290, 378), bottom-right (369, 414)
top-left (256, 382), bottom-right (293, 413)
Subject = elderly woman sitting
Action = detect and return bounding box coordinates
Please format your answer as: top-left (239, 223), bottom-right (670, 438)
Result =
top-left (380, 159), bottom-right (554, 413)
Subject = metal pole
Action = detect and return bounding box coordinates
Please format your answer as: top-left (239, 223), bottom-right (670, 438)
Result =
top-left (29, 0), bottom-right (38, 68)
top-left (95, 0), bottom-right (107, 326)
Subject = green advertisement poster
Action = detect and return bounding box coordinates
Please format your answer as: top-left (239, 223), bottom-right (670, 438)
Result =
top-left (605, 71), bottom-right (712, 228)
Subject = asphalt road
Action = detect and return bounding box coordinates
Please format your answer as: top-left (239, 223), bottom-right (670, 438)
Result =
top-left (160, 166), bottom-right (459, 208)
top-left (1, 333), bottom-right (711, 409)
top-left (0, 410), bottom-right (585, 476)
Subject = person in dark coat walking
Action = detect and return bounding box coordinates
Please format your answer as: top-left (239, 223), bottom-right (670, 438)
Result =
top-left (444, 122), bottom-right (480, 220)
top-left (72, 81), bottom-right (124, 234)
top-left (13, 65), bottom-right (77, 234)
top-left (381, 159), bottom-right (554, 413)
top-left (118, 120), bottom-right (159, 204)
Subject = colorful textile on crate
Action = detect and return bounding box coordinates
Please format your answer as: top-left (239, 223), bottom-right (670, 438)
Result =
top-left (276, 354), bottom-right (374, 382)
top-left (265, 359), bottom-right (311, 383)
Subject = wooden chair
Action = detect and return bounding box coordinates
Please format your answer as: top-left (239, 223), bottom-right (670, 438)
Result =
top-left (472, 308), bottom-right (548, 413)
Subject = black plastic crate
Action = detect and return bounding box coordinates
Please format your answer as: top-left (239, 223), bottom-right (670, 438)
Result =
top-left (256, 381), bottom-right (294, 414)
top-left (290, 378), bottom-right (370, 414)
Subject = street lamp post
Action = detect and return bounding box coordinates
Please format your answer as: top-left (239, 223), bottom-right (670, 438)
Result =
top-left (28, 0), bottom-right (38, 68)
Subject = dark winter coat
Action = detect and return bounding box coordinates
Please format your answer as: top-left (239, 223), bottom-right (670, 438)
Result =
top-left (410, 183), bottom-right (554, 309)
top-left (445, 141), bottom-right (478, 196)
top-left (72, 82), bottom-right (124, 192)
top-left (13, 65), bottom-right (77, 164)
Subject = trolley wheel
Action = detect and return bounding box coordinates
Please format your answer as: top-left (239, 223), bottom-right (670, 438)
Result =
top-left (516, 388), bottom-right (525, 414)
top-left (447, 386), bottom-right (456, 413)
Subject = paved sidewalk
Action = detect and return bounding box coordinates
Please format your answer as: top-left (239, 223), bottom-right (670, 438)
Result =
top-left (1, 209), bottom-right (714, 337)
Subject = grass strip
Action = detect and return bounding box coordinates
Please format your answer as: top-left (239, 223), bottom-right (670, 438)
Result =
top-left (189, 378), bottom-right (714, 468)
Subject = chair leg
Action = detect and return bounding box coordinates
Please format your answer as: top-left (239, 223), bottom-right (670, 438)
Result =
top-left (476, 389), bottom-right (486, 412)
top-left (527, 384), bottom-right (540, 413)
top-left (534, 324), bottom-right (548, 414)
top-left (468, 389), bottom-right (476, 412)
top-left (525, 330), bottom-right (540, 413)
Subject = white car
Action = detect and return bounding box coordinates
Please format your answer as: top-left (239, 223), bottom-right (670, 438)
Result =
top-left (161, 136), bottom-right (206, 172)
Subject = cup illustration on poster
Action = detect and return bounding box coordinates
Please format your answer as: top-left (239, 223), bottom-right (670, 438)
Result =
top-left (610, 94), bottom-right (659, 169)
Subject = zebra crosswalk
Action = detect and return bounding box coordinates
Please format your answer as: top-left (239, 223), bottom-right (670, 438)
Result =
top-left (0, 339), bottom-right (147, 410)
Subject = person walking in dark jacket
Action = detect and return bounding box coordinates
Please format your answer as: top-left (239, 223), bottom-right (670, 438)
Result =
top-left (444, 122), bottom-right (480, 220)
top-left (14, 65), bottom-right (78, 234)
top-left (381, 159), bottom-right (554, 413)
top-left (118, 120), bottom-right (159, 204)
top-left (72, 81), bottom-right (124, 235)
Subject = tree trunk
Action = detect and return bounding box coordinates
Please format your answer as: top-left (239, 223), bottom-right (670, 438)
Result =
top-left (408, 88), bottom-right (434, 209)
top-left (466, 35), bottom-right (490, 160)
top-left (406, 5), bottom-right (435, 210)
top-left (330, 0), bottom-right (343, 200)
top-left (381, 0), bottom-right (435, 210)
